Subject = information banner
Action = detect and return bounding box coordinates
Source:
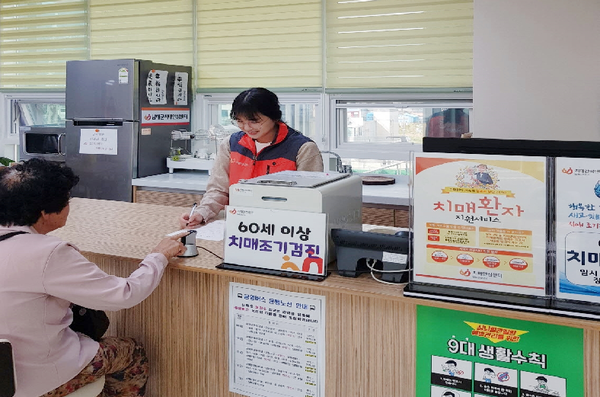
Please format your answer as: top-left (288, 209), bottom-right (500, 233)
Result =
top-left (229, 283), bottom-right (325, 397)
top-left (555, 157), bottom-right (600, 303)
top-left (417, 306), bottom-right (584, 397)
top-left (413, 153), bottom-right (548, 296)
top-left (145, 69), bottom-right (167, 105)
top-left (173, 71), bottom-right (189, 105)
top-left (224, 206), bottom-right (328, 276)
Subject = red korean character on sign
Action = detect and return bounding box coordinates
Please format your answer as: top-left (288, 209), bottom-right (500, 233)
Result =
top-left (478, 196), bottom-right (502, 216)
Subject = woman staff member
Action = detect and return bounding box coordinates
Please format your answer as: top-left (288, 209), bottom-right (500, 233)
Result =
top-left (0, 159), bottom-right (186, 397)
top-left (180, 87), bottom-right (323, 228)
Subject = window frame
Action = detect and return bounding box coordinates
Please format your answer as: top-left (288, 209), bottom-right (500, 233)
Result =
top-left (1, 92), bottom-right (65, 146)
top-left (196, 92), bottom-right (326, 149)
top-left (328, 92), bottom-right (473, 161)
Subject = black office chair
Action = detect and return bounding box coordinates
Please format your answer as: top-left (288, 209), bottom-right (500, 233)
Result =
top-left (0, 340), bottom-right (16, 397)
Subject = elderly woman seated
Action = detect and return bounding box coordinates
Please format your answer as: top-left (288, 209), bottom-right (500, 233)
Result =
top-left (0, 159), bottom-right (187, 397)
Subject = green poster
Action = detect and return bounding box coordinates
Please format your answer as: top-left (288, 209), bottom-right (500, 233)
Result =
top-left (416, 306), bottom-right (583, 397)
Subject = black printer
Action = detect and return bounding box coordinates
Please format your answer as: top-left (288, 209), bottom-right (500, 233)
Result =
top-left (331, 229), bottom-right (412, 283)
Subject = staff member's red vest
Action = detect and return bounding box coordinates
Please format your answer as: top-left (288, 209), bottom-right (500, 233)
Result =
top-left (229, 123), bottom-right (313, 185)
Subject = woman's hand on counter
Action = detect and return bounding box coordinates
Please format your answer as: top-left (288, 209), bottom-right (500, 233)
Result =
top-left (152, 232), bottom-right (187, 259)
top-left (179, 212), bottom-right (204, 229)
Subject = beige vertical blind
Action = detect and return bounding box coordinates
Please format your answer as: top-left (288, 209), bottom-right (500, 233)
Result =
top-left (326, 0), bottom-right (473, 89)
top-left (0, 0), bottom-right (88, 89)
top-left (89, 0), bottom-right (193, 67)
top-left (196, 0), bottom-right (322, 89)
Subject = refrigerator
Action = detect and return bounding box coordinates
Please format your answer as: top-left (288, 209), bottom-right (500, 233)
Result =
top-left (65, 59), bottom-right (192, 202)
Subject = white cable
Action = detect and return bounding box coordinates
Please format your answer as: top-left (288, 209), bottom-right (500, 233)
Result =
top-left (365, 258), bottom-right (411, 285)
top-left (365, 258), bottom-right (410, 273)
top-left (370, 271), bottom-right (402, 285)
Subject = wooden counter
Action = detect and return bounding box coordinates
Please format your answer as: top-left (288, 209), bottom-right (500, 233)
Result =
top-left (51, 198), bottom-right (600, 396)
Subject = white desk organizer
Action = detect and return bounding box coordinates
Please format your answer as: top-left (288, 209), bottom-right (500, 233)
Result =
top-left (166, 157), bottom-right (215, 174)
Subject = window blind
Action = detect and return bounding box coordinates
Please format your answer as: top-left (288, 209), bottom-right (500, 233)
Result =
top-left (196, 0), bottom-right (322, 89)
top-left (89, 0), bottom-right (193, 67)
top-left (326, 0), bottom-right (473, 89)
top-left (0, 0), bottom-right (88, 89)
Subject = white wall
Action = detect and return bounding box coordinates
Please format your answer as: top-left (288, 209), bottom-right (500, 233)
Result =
top-left (474, 0), bottom-right (600, 140)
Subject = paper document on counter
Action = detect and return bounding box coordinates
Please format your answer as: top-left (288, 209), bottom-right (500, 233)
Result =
top-left (166, 220), bottom-right (225, 241)
top-left (195, 220), bottom-right (225, 241)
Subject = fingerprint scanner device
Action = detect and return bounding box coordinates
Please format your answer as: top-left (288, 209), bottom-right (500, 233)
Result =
top-left (220, 171), bottom-right (363, 279)
top-left (178, 230), bottom-right (198, 257)
top-left (331, 229), bottom-right (412, 283)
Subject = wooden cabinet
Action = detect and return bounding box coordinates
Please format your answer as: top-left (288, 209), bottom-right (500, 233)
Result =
top-left (133, 187), bottom-right (201, 208)
top-left (362, 205), bottom-right (409, 228)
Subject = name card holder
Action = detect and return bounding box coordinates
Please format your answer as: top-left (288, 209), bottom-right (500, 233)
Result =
top-left (218, 206), bottom-right (330, 281)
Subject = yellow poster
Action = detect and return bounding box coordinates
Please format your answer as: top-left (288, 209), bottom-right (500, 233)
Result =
top-left (412, 153), bottom-right (547, 295)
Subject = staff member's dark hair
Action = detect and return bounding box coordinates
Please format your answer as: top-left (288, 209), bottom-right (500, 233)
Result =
top-left (0, 158), bottom-right (79, 226)
top-left (230, 87), bottom-right (282, 122)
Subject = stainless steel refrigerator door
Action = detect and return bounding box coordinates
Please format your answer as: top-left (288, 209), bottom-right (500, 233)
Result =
top-left (66, 59), bottom-right (139, 121)
top-left (137, 123), bottom-right (176, 177)
top-left (65, 121), bottom-right (137, 202)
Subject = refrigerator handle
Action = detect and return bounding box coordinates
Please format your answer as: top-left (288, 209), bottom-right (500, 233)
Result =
top-left (58, 133), bottom-right (66, 156)
top-left (72, 119), bottom-right (125, 126)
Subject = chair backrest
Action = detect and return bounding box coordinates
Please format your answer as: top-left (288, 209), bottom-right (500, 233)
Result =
top-left (0, 339), bottom-right (16, 397)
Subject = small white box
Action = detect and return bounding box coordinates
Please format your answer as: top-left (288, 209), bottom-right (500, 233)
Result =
top-left (229, 171), bottom-right (363, 262)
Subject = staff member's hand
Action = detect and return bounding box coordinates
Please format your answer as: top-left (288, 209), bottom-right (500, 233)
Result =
top-left (152, 232), bottom-right (187, 259)
top-left (179, 212), bottom-right (204, 229)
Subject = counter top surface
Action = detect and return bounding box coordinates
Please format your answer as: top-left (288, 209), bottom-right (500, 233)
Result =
top-left (49, 198), bottom-right (600, 329)
top-left (51, 198), bottom-right (406, 300)
top-left (132, 170), bottom-right (410, 206)
top-left (132, 170), bottom-right (211, 191)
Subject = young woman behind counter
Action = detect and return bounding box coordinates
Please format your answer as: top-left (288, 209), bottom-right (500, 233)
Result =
top-left (180, 87), bottom-right (324, 228)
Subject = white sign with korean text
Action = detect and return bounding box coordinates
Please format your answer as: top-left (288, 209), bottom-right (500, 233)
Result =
top-left (229, 283), bottom-right (325, 397)
top-left (224, 206), bottom-right (328, 276)
top-left (79, 128), bottom-right (117, 155)
top-left (173, 72), bottom-right (188, 105)
top-left (140, 108), bottom-right (190, 125)
top-left (556, 157), bottom-right (600, 303)
top-left (412, 153), bottom-right (548, 296)
top-left (145, 69), bottom-right (167, 105)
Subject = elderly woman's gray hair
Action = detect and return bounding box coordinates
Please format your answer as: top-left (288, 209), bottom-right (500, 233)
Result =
top-left (0, 158), bottom-right (79, 226)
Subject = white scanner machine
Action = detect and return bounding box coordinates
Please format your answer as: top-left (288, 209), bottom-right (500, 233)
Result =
top-left (229, 171), bottom-right (363, 263)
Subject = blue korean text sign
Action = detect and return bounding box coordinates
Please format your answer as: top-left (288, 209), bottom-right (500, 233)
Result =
top-left (555, 157), bottom-right (600, 303)
top-left (224, 206), bottom-right (328, 276)
top-left (417, 306), bottom-right (584, 396)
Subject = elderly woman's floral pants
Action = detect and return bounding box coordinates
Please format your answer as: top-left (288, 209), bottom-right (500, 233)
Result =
top-left (40, 336), bottom-right (149, 397)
